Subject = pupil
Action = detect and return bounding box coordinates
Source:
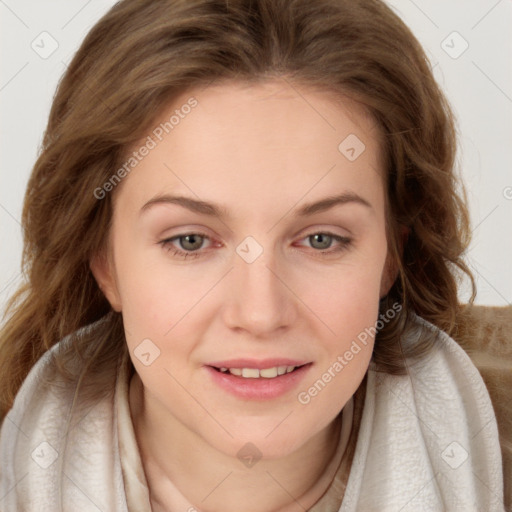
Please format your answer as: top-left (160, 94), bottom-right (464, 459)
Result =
top-left (182, 234), bottom-right (202, 250)
top-left (312, 233), bottom-right (331, 250)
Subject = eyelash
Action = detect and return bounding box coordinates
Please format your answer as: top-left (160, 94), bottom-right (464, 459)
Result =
top-left (158, 231), bottom-right (352, 260)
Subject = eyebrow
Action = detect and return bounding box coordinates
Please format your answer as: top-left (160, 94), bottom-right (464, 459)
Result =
top-left (140, 192), bottom-right (373, 220)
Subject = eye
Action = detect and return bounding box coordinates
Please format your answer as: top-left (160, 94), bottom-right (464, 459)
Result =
top-left (159, 232), bottom-right (212, 259)
top-left (297, 231), bottom-right (352, 255)
top-left (159, 230), bottom-right (352, 260)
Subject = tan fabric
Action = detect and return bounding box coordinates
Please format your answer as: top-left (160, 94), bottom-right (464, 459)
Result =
top-left (453, 304), bottom-right (512, 510)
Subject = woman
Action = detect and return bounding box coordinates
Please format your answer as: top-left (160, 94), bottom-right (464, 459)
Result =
top-left (0, 0), bottom-right (506, 510)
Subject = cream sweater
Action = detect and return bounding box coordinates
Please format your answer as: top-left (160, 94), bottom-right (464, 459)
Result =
top-left (0, 315), bottom-right (505, 511)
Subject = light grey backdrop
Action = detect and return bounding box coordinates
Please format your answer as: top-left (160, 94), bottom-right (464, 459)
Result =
top-left (1, 0), bottom-right (511, 319)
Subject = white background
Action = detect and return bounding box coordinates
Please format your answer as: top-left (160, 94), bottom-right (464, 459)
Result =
top-left (1, 0), bottom-right (511, 320)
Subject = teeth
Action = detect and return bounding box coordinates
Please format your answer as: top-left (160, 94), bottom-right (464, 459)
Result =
top-left (242, 368), bottom-right (260, 378)
top-left (259, 367), bottom-right (278, 378)
top-left (219, 366), bottom-right (298, 378)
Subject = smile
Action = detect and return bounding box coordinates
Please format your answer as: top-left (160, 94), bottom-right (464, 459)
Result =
top-left (206, 363), bottom-right (312, 400)
top-left (215, 365), bottom-right (300, 378)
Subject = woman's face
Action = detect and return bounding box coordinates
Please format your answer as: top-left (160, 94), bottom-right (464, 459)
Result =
top-left (92, 79), bottom-right (393, 459)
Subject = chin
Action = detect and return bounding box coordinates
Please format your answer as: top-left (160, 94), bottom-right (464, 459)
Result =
top-left (212, 422), bottom-right (312, 461)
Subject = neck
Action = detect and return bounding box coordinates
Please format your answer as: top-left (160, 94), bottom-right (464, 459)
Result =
top-left (129, 372), bottom-right (347, 512)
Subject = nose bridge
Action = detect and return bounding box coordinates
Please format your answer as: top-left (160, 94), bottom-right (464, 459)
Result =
top-left (224, 238), bottom-right (295, 334)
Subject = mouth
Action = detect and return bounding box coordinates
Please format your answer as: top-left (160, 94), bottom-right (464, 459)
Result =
top-left (210, 364), bottom-right (307, 379)
top-left (205, 361), bottom-right (312, 400)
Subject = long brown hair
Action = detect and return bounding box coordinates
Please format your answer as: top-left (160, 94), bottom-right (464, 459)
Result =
top-left (0, 0), bottom-right (475, 420)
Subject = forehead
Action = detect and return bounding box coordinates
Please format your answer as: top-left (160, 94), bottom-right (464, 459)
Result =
top-left (113, 79), bottom-right (385, 219)
top-left (170, 79), bottom-right (380, 148)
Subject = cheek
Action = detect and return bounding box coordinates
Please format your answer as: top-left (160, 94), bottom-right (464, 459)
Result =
top-left (113, 238), bottom-right (209, 334)
top-left (296, 249), bottom-right (384, 390)
top-left (307, 277), bottom-right (379, 381)
top-left (300, 258), bottom-right (384, 336)
top-left (295, 272), bottom-right (380, 426)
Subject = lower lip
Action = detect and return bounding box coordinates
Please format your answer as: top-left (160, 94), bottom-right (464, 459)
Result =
top-left (205, 364), bottom-right (312, 400)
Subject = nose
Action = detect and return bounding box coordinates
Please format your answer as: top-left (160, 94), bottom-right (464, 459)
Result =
top-left (222, 247), bottom-right (297, 337)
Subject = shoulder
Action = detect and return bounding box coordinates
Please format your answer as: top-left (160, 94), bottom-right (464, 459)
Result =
top-left (342, 314), bottom-right (505, 511)
top-left (397, 312), bottom-right (497, 396)
top-left (1, 316), bottom-right (114, 439)
top-left (0, 328), bottom-right (80, 445)
top-left (0, 318), bottom-right (127, 511)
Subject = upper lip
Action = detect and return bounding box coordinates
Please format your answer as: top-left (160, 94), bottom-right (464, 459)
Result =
top-left (207, 358), bottom-right (310, 369)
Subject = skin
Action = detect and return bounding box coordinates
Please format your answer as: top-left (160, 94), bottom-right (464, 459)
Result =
top-left (91, 79), bottom-right (396, 512)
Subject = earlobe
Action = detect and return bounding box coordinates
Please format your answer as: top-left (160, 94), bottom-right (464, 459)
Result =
top-left (89, 250), bottom-right (122, 312)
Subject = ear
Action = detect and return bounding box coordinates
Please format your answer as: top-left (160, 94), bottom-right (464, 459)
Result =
top-left (379, 225), bottom-right (409, 298)
top-left (90, 248), bottom-right (122, 312)
top-left (379, 251), bottom-right (398, 298)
